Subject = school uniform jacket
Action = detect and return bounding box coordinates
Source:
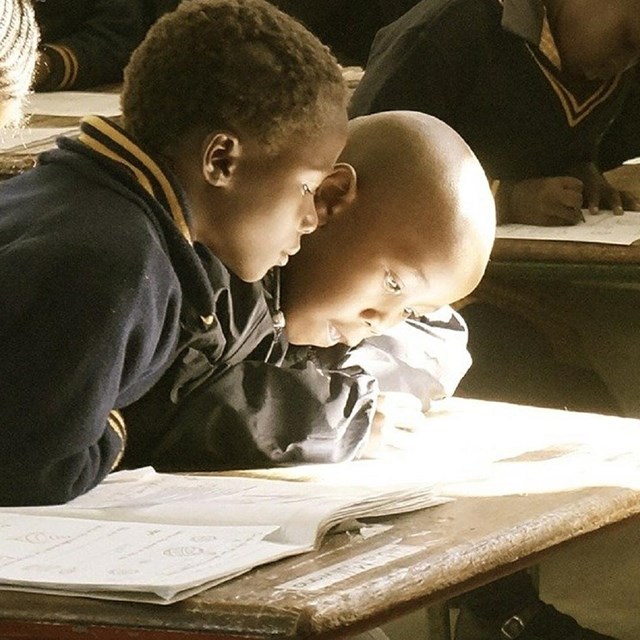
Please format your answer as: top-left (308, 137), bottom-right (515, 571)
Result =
top-left (120, 295), bottom-right (471, 473)
top-left (0, 116), bottom-right (471, 505)
top-left (349, 0), bottom-right (640, 179)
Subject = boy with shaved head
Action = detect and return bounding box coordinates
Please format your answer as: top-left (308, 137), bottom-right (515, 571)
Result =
top-left (282, 110), bottom-right (492, 350)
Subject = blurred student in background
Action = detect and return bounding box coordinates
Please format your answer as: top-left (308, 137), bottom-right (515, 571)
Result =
top-left (0, 0), bottom-right (38, 125)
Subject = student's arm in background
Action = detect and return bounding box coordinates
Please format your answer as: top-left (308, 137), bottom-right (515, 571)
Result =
top-left (494, 73), bottom-right (640, 224)
top-left (595, 69), bottom-right (640, 211)
top-left (500, 69), bottom-right (640, 223)
top-left (33, 0), bottom-right (147, 91)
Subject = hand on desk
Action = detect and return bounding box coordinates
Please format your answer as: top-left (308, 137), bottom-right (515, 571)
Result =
top-left (359, 392), bottom-right (429, 459)
top-left (570, 161), bottom-right (640, 216)
top-left (499, 163), bottom-right (640, 226)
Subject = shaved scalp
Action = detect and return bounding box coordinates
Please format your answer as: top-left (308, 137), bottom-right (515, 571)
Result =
top-left (340, 110), bottom-right (496, 288)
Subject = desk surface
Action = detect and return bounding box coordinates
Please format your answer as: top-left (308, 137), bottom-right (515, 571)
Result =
top-left (488, 238), bottom-right (640, 281)
top-left (2, 399), bottom-right (640, 640)
top-left (1, 490), bottom-right (637, 639)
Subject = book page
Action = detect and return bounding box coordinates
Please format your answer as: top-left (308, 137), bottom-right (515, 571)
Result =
top-left (0, 469), bottom-right (443, 603)
top-left (1, 468), bottom-right (440, 547)
top-left (495, 210), bottom-right (640, 245)
top-left (0, 512), bottom-right (298, 603)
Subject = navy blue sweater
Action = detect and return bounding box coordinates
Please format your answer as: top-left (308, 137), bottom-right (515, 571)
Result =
top-left (0, 116), bottom-right (213, 505)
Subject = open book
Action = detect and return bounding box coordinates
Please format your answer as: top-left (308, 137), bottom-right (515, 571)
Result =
top-left (0, 467), bottom-right (443, 605)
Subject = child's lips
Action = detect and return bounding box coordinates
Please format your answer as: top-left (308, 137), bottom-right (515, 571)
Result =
top-left (277, 245), bottom-right (300, 266)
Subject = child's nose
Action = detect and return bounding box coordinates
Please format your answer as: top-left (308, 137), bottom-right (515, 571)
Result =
top-left (361, 307), bottom-right (404, 334)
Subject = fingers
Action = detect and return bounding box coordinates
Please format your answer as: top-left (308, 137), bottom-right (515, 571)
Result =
top-left (543, 206), bottom-right (584, 226)
top-left (608, 191), bottom-right (624, 216)
top-left (361, 393), bottom-right (429, 458)
top-left (558, 176), bottom-right (584, 193)
top-left (620, 190), bottom-right (640, 212)
top-left (536, 177), bottom-right (583, 225)
top-left (558, 186), bottom-right (583, 210)
top-left (598, 182), bottom-right (624, 216)
top-left (376, 392), bottom-right (428, 433)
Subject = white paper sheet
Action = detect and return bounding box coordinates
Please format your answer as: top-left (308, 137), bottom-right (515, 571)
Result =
top-left (0, 512), bottom-right (292, 602)
top-left (24, 92), bottom-right (121, 117)
top-left (495, 209), bottom-right (640, 245)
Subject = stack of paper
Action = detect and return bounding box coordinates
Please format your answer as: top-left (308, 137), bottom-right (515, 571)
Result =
top-left (0, 467), bottom-right (443, 604)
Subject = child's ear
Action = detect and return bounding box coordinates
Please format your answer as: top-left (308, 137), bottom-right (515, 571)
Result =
top-left (201, 132), bottom-right (240, 186)
top-left (314, 163), bottom-right (357, 226)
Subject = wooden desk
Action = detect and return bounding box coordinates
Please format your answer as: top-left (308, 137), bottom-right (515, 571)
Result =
top-left (488, 237), bottom-right (640, 282)
top-left (2, 399), bottom-right (640, 639)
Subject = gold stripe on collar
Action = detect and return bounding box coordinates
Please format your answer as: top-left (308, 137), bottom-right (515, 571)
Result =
top-left (531, 10), bottom-right (621, 127)
top-left (79, 130), bottom-right (156, 197)
top-left (108, 409), bottom-right (127, 470)
top-left (528, 49), bottom-right (621, 127)
top-left (79, 116), bottom-right (192, 245)
top-left (538, 13), bottom-right (561, 70)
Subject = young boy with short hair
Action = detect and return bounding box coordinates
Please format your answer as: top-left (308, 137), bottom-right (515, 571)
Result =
top-left (0, 0), bottom-right (349, 507)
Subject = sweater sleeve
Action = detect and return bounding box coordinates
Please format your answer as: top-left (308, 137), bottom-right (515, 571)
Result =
top-left (37, 0), bottom-right (147, 90)
top-left (122, 308), bottom-right (469, 473)
top-left (0, 240), bottom-right (181, 506)
top-left (122, 355), bottom-right (378, 472)
top-left (597, 70), bottom-right (640, 172)
top-left (331, 306), bottom-right (471, 410)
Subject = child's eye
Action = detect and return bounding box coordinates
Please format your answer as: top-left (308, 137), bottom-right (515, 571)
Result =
top-left (383, 269), bottom-right (403, 295)
top-left (301, 183), bottom-right (314, 196)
